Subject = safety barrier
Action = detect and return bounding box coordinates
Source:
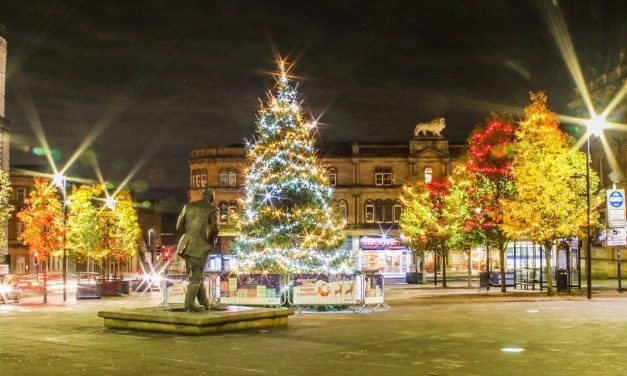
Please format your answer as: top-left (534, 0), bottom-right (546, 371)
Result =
top-left (160, 272), bottom-right (388, 311)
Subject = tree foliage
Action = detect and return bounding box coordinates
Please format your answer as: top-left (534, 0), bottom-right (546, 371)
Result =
top-left (400, 177), bottom-right (450, 259)
top-left (66, 184), bottom-right (102, 264)
top-left (109, 190), bottom-right (140, 261)
top-left (233, 62), bottom-right (347, 273)
top-left (501, 92), bottom-right (603, 295)
top-left (16, 178), bottom-right (65, 262)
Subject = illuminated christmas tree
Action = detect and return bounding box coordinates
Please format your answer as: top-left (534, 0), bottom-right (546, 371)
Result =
top-left (233, 60), bottom-right (347, 273)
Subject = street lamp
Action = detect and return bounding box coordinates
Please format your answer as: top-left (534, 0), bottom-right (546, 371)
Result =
top-left (148, 228), bottom-right (154, 265)
top-left (583, 115), bottom-right (607, 300)
top-left (53, 172), bottom-right (68, 302)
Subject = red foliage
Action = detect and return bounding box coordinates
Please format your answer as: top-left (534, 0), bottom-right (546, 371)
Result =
top-left (466, 119), bottom-right (515, 177)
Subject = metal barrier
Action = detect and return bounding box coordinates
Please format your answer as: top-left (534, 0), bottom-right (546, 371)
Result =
top-left (160, 272), bottom-right (388, 311)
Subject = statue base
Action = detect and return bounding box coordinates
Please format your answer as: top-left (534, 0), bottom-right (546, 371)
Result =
top-left (98, 305), bottom-right (295, 335)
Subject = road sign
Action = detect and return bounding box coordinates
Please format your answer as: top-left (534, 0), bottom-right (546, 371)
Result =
top-left (607, 189), bottom-right (626, 228)
top-left (606, 227), bottom-right (627, 246)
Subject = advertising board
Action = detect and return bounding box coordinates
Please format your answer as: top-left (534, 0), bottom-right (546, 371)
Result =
top-left (218, 273), bottom-right (281, 306)
top-left (292, 274), bottom-right (357, 305)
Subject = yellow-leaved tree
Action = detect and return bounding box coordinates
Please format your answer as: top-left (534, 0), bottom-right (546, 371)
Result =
top-left (501, 92), bottom-right (603, 295)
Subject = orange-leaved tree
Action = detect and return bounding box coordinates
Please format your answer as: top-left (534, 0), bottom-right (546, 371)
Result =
top-left (17, 178), bottom-right (66, 303)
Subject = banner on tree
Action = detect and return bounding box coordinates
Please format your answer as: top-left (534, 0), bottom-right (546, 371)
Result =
top-left (218, 273), bottom-right (281, 306)
top-left (363, 274), bottom-right (384, 305)
top-left (292, 274), bottom-right (357, 305)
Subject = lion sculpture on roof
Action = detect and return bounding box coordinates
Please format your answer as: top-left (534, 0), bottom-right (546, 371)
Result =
top-left (414, 117), bottom-right (445, 137)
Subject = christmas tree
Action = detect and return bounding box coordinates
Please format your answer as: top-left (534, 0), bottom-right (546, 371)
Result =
top-left (233, 60), bottom-right (348, 273)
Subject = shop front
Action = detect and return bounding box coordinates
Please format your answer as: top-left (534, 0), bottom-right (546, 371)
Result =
top-left (358, 236), bottom-right (412, 278)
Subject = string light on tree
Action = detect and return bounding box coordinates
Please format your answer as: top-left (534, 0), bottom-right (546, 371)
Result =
top-left (233, 59), bottom-right (348, 274)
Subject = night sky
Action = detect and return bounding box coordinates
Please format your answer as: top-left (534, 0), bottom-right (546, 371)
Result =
top-left (1, 1), bottom-right (626, 212)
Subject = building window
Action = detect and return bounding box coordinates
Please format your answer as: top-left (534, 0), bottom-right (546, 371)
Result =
top-left (191, 169), bottom-right (208, 189)
top-left (220, 170), bottom-right (229, 187)
top-left (424, 167), bottom-right (433, 184)
top-left (219, 201), bottom-right (229, 223)
top-left (365, 200), bottom-right (374, 223)
top-left (394, 200), bottom-right (402, 222)
top-left (221, 169), bottom-right (237, 187)
top-left (328, 167), bottom-right (337, 186)
top-left (372, 199), bottom-right (396, 223)
top-left (228, 170), bottom-right (237, 187)
top-left (375, 167), bottom-right (393, 186)
top-left (336, 200), bottom-right (348, 222)
top-left (228, 200), bottom-right (238, 222)
top-left (16, 188), bottom-right (26, 202)
top-left (15, 221), bottom-right (23, 239)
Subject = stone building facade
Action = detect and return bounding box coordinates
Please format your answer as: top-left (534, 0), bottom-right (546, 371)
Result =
top-left (187, 129), bottom-right (467, 277)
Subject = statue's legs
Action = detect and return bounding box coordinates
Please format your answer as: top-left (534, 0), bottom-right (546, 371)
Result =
top-left (184, 256), bottom-right (209, 311)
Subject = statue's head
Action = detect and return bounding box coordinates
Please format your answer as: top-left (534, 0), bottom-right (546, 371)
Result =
top-left (200, 187), bottom-right (215, 203)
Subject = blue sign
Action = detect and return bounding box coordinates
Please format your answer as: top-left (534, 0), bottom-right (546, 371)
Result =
top-left (609, 191), bottom-right (624, 208)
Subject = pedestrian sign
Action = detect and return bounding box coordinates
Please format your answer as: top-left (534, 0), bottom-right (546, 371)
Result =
top-left (607, 189), bottom-right (626, 229)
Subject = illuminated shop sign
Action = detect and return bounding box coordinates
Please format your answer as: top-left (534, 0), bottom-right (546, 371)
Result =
top-left (359, 236), bottom-right (406, 250)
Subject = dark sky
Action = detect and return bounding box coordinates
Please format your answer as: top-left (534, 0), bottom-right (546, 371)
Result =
top-left (1, 1), bottom-right (626, 211)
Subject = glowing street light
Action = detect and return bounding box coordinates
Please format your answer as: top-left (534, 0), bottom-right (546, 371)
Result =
top-left (105, 197), bottom-right (116, 210)
top-left (582, 114), bottom-right (608, 300)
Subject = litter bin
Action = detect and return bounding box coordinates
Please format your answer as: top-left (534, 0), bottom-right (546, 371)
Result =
top-left (479, 272), bottom-right (490, 287)
top-left (556, 269), bottom-right (568, 292)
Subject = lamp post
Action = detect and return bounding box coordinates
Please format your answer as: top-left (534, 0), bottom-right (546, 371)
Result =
top-left (53, 173), bottom-right (68, 302)
top-left (584, 115), bottom-right (607, 300)
top-left (148, 228), bottom-right (154, 265)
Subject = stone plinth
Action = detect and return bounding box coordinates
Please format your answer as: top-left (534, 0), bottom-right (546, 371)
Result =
top-left (98, 305), bottom-right (295, 335)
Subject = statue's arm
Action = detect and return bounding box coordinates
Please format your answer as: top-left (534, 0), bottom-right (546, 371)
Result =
top-left (176, 205), bottom-right (187, 231)
top-left (208, 207), bottom-right (219, 245)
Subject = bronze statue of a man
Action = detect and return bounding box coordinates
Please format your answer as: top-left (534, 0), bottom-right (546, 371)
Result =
top-left (176, 187), bottom-right (219, 312)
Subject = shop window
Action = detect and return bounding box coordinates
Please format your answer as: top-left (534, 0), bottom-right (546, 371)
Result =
top-left (219, 201), bottom-right (229, 223)
top-left (328, 167), bottom-right (337, 186)
top-left (393, 200), bottom-right (402, 222)
top-left (365, 200), bottom-right (374, 223)
top-left (424, 167), bottom-right (433, 184)
top-left (16, 188), bottom-right (26, 202)
top-left (228, 200), bottom-right (238, 222)
top-left (375, 167), bottom-right (393, 186)
top-left (191, 169), bottom-right (208, 189)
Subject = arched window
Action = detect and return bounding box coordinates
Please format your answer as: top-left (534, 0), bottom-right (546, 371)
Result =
top-left (219, 201), bottom-right (229, 223)
top-left (328, 167), bottom-right (337, 186)
top-left (375, 166), bottom-right (393, 186)
top-left (365, 200), bottom-right (374, 223)
top-left (228, 170), bottom-right (237, 187)
top-left (191, 169), bottom-right (208, 189)
top-left (424, 167), bottom-right (433, 184)
top-left (228, 200), bottom-right (238, 222)
top-left (394, 200), bottom-right (402, 223)
top-left (337, 199), bottom-right (348, 222)
top-left (219, 169), bottom-right (229, 187)
top-left (384, 199), bottom-right (394, 223)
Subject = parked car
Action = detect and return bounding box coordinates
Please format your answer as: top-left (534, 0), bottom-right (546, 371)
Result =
top-left (0, 275), bottom-right (22, 303)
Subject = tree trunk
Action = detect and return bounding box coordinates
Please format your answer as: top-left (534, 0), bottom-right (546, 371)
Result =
top-left (543, 241), bottom-right (554, 296)
top-left (43, 262), bottom-right (48, 304)
top-left (433, 252), bottom-right (438, 286)
top-left (467, 250), bottom-right (473, 288)
top-left (442, 251), bottom-right (447, 288)
top-left (499, 244), bottom-right (507, 293)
